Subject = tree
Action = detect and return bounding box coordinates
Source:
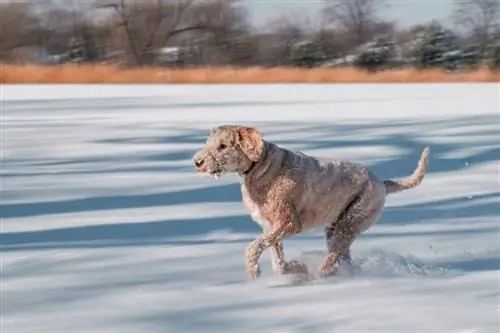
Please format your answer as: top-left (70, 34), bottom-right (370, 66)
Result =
top-left (258, 14), bottom-right (307, 66)
top-left (322, 0), bottom-right (386, 48)
top-left (33, 3), bottom-right (106, 62)
top-left (96, 0), bottom-right (212, 65)
top-left (406, 21), bottom-right (461, 68)
top-left (452, 0), bottom-right (500, 54)
top-left (181, 0), bottom-right (255, 65)
top-left (353, 36), bottom-right (397, 71)
top-left (489, 29), bottom-right (500, 68)
top-left (290, 39), bottom-right (329, 67)
top-left (0, 3), bottom-right (43, 60)
top-left (491, 44), bottom-right (500, 68)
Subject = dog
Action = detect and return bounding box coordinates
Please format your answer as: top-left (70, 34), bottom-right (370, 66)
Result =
top-left (193, 125), bottom-right (429, 280)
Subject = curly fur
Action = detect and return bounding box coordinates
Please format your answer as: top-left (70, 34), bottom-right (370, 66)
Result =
top-left (193, 125), bottom-right (430, 279)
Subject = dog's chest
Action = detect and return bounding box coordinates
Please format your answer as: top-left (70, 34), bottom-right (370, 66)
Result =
top-left (241, 184), bottom-right (271, 230)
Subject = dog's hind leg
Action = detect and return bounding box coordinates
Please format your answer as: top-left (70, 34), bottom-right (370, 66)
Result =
top-left (318, 184), bottom-right (384, 278)
top-left (325, 226), bottom-right (352, 264)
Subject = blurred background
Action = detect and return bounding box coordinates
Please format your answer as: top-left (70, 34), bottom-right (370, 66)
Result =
top-left (0, 0), bottom-right (499, 71)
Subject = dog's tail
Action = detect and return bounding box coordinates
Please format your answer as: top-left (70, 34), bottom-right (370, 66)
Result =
top-left (383, 147), bottom-right (430, 195)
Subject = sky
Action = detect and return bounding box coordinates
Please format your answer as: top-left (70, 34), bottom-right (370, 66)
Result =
top-left (2, 0), bottom-right (456, 29)
top-left (245, 0), bottom-right (455, 28)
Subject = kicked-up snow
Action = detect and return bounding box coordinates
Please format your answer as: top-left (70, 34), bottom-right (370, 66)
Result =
top-left (1, 84), bottom-right (499, 333)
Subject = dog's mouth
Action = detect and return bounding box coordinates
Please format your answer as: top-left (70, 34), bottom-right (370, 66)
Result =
top-left (207, 169), bottom-right (224, 179)
top-left (196, 157), bottom-right (225, 179)
top-left (205, 162), bottom-right (225, 179)
top-left (207, 159), bottom-right (226, 179)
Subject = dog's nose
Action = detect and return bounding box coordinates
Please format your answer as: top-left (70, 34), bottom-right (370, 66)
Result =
top-left (194, 159), bottom-right (204, 168)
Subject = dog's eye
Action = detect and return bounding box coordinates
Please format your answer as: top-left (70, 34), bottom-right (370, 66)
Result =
top-left (218, 143), bottom-right (227, 150)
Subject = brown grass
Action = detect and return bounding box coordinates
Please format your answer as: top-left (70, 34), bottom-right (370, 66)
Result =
top-left (1, 64), bottom-right (499, 83)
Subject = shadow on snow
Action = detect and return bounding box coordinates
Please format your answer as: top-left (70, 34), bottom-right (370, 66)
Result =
top-left (2, 112), bottom-right (499, 275)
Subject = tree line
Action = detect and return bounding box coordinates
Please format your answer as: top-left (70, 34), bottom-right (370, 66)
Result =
top-left (1, 0), bottom-right (499, 70)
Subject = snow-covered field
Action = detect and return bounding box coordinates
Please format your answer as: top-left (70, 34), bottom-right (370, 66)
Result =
top-left (2, 84), bottom-right (499, 333)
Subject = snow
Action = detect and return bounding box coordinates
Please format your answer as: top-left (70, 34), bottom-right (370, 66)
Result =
top-left (2, 84), bottom-right (499, 333)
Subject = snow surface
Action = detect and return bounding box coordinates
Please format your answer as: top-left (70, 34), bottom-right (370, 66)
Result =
top-left (1, 84), bottom-right (499, 333)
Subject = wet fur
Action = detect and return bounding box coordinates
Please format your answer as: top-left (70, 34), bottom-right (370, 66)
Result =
top-left (193, 125), bottom-right (430, 279)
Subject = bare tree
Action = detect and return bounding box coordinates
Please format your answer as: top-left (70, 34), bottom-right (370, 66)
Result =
top-left (0, 3), bottom-right (42, 60)
top-left (259, 14), bottom-right (307, 66)
top-left (452, 0), bottom-right (500, 53)
top-left (322, 0), bottom-right (385, 48)
top-left (178, 0), bottom-right (253, 65)
top-left (96, 0), bottom-right (212, 65)
top-left (36, 4), bottom-right (81, 54)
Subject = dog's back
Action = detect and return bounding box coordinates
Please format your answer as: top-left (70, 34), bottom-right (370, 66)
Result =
top-left (261, 142), bottom-right (385, 232)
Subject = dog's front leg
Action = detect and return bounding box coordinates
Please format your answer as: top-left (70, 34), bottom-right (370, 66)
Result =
top-left (269, 242), bottom-right (309, 276)
top-left (245, 230), bottom-right (285, 280)
top-left (270, 241), bottom-right (286, 274)
top-left (245, 202), bottom-right (304, 279)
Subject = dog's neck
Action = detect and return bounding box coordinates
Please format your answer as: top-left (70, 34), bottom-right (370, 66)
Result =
top-left (240, 140), bottom-right (269, 178)
top-left (240, 140), bottom-right (285, 187)
top-left (242, 161), bottom-right (257, 175)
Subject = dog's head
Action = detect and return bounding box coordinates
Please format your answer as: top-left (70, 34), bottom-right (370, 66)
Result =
top-left (192, 125), bottom-right (264, 179)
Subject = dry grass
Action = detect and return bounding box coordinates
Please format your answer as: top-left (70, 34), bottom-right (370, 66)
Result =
top-left (1, 64), bottom-right (499, 83)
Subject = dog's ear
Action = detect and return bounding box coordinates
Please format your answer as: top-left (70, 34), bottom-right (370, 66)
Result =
top-left (237, 126), bottom-right (263, 162)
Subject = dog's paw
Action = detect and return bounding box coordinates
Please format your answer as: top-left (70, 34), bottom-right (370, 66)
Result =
top-left (246, 263), bottom-right (261, 280)
top-left (317, 261), bottom-right (339, 279)
top-left (285, 260), bottom-right (309, 276)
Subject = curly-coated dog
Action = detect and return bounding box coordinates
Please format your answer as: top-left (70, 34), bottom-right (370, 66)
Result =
top-left (193, 125), bottom-right (429, 280)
